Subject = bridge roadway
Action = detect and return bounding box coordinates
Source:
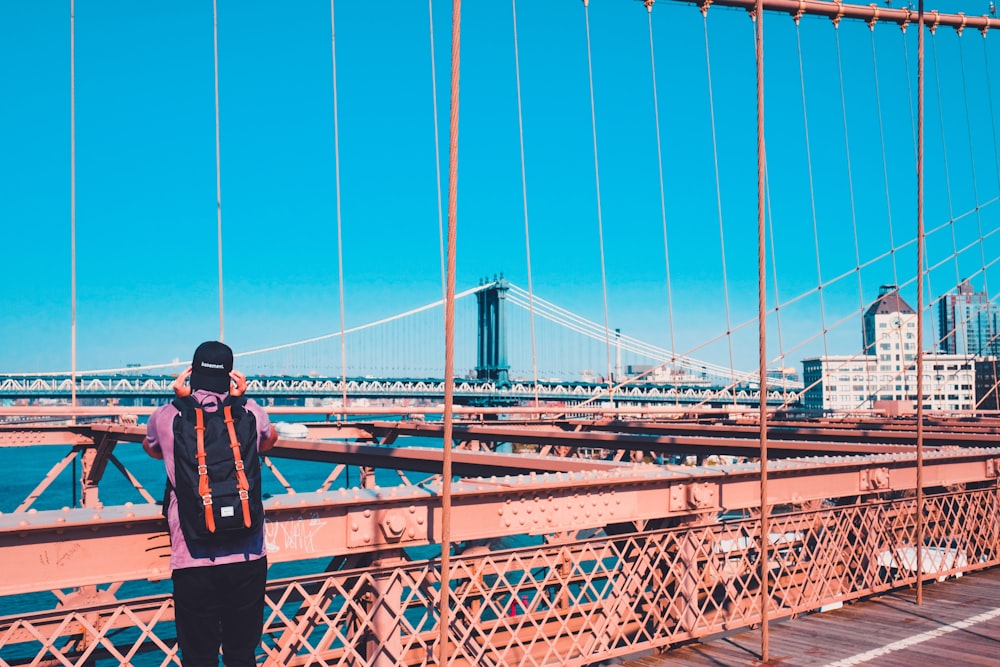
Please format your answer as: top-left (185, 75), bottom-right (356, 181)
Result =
top-left (615, 566), bottom-right (1000, 666)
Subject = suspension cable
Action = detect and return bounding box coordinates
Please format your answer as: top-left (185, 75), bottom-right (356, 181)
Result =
top-left (902, 28), bottom-right (919, 164)
top-left (868, 20), bottom-right (911, 415)
top-left (984, 32), bottom-right (1000, 197)
top-left (957, 32), bottom-right (992, 316)
top-left (764, 155), bottom-right (787, 400)
top-left (916, 0), bottom-right (926, 607)
top-left (439, 0), bottom-right (461, 661)
top-left (428, 0), bottom-right (446, 296)
top-left (753, 1), bottom-right (770, 658)
top-left (795, 21), bottom-right (830, 363)
top-left (702, 7), bottom-right (739, 402)
top-left (834, 24), bottom-right (870, 365)
top-left (931, 33), bottom-right (961, 288)
top-left (581, 0), bottom-right (615, 402)
top-left (922, 30), bottom-right (991, 374)
top-left (644, 1), bottom-right (680, 403)
top-left (980, 30), bottom-right (1000, 406)
top-left (212, 0), bottom-right (225, 341)
top-left (329, 0), bottom-right (348, 414)
top-left (511, 0), bottom-right (540, 408)
top-left (70, 0), bottom-right (77, 411)
top-left (870, 24), bottom-right (902, 294)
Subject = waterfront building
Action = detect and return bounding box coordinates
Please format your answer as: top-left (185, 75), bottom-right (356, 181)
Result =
top-left (803, 285), bottom-right (975, 413)
top-left (936, 279), bottom-right (1000, 356)
top-left (975, 358), bottom-right (1000, 411)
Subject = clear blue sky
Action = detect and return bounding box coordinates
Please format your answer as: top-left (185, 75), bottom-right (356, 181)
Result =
top-left (2, 0), bottom-right (999, 376)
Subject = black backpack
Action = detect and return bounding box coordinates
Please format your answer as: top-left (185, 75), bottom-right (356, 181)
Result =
top-left (166, 395), bottom-right (264, 544)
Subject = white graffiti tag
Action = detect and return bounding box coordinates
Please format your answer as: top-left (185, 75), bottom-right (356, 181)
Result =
top-left (265, 513), bottom-right (325, 553)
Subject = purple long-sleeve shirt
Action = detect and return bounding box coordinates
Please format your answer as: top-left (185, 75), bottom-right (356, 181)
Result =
top-left (145, 390), bottom-right (273, 570)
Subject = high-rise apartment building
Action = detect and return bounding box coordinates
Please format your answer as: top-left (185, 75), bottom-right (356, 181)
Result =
top-left (936, 279), bottom-right (1000, 356)
top-left (863, 284), bottom-right (916, 357)
top-left (802, 285), bottom-right (975, 413)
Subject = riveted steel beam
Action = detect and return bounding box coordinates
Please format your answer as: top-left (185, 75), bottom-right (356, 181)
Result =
top-left (4, 448), bottom-right (1000, 597)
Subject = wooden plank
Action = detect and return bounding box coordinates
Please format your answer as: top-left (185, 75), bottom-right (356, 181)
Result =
top-left (621, 568), bottom-right (1000, 666)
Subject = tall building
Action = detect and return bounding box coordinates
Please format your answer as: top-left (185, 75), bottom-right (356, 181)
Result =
top-left (803, 285), bottom-right (975, 413)
top-left (936, 279), bottom-right (1000, 356)
top-left (863, 284), bottom-right (916, 357)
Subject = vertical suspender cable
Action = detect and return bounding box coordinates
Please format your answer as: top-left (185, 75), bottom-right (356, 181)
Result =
top-left (439, 0), bottom-right (461, 661)
top-left (212, 0), bottom-right (225, 342)
top-left (702, 8), bottom-right (739, 403)
top-left (330, 0), bottom-right (348, 417)
top-left (916, 0), bottom-right (926, 606)
top-left (870, 26), bottom-right (902, 291)
top-left (795, 23), bottom-right (830, 366)
top-left (983, 34), bottom-right (1000, 196)
top-left (582, 0), bottom-right (615, 405)
top-left (957, 37), bottom-right (993, 327)
top-left (902, 30), bottom-right (918, 164)
top-left (834, 28), bottom-right (871, 348)
top-left (952, 35), bottom-right (991, 366)
top-left (511, 0), bottom-right (540, 409)
top-left (873, 23), bottom-right (913, 407)
top-left (980, 33), bottom-right (1000, 409)
top-left (644, 1), bottom-right (679, 402)
top-left (429, 0), bottom-right (446, 300)
top-left (764, 165), bottom-right (788, 405)
top-left (930, 36), bottom-right (962, 301)
top-left (753, 0), bottom-right (770, 659)
top-left (70, 0), bottom-right (77, 412)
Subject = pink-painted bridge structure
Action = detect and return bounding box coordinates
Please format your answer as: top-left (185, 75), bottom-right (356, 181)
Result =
top-left (4, 410), bottom-right (1000, 665)
top-left (7, 0), bottom-right (1000, 664)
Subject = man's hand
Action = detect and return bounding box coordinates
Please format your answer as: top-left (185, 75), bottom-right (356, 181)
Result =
top-left (172, 367), bottom-right (192, 398)
top-left (230, 370), bottom-right (248, 397)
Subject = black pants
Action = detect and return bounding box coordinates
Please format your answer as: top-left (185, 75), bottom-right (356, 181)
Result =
top-left (172, 557), bottom-right (268, 667)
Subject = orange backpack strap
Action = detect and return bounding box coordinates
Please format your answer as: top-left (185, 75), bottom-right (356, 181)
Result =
top-left (194, 408), bottom-right (216, 533)
top-left (223, 405), bottom-right (253, 528)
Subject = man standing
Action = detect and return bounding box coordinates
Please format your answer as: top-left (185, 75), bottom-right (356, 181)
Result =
top-left (143, 341), bottom-right (278, 667)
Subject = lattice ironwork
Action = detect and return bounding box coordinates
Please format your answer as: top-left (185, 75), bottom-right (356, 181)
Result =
top-left (3, 487), bottom-right (999, 666)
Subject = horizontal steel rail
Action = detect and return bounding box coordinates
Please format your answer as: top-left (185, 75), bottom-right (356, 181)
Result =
top-left (3, 485), bottom-right (998, 665)
top-left (3, 437), bottom-right (999, 596)
top-left (3, 415), bottom-right (1000, 664)
top-left (681, 0), bottom-right (1000, 32)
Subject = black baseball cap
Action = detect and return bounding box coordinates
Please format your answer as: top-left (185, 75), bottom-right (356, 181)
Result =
top-left (190, 341), bottom-right (234, 394)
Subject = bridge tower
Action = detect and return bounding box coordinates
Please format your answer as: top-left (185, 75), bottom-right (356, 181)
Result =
top-left (476, 277), bottom-right (510, 385)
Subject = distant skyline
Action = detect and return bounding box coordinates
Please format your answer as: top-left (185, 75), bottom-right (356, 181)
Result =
top-left (2, 0), bottom-right (1000, 376)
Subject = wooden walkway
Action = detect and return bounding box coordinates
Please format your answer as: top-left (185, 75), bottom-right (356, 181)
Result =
top-left (613, 567), bottom-right (1000, 666)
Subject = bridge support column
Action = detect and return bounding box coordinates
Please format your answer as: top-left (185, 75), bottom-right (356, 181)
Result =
top-left (368, 551), bottom-right (405, 667)
top-left (476, 277), bottom-right (510, 385)
top-left (80, 446), bottom-right (100, 509)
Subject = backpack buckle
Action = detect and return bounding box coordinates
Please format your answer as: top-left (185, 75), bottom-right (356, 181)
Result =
top-left (239, 490), bottom-right (249, 501)
top-left (197, 465), bottom-right (208, 476)
top-left (235, 461), bottom-right (244, 471)
top-left (202, 495), bottom-right (213, 506)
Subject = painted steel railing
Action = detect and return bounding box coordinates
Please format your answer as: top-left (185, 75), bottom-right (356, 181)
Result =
top-left (3, 485), bottom-right (998, 666)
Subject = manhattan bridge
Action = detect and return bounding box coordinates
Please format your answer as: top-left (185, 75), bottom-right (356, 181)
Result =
top-left (0, 279), bottom-right (800, 407)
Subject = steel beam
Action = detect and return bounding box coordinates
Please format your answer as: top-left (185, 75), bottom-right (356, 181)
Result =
top-left (362, 420), bottom-right (930, 457)
top-left (3, 447), bottom-right (999, 597)
top-left (681, 0), bottom-right (1000, 33)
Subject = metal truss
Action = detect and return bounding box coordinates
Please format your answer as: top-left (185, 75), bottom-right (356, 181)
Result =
top-left (2, 418), bottom-right (1000, 665)
top-left (4, 489), bottom-right (998, 665)
top-left (0, 375), bottom-right (795, 406)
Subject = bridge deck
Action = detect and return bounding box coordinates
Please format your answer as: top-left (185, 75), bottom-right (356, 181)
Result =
top-left (619, 567), bottom-right (1000, 667)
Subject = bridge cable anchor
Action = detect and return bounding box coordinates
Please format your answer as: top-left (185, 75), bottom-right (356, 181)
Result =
top-left (866, 4), bottom-right (879, 31)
